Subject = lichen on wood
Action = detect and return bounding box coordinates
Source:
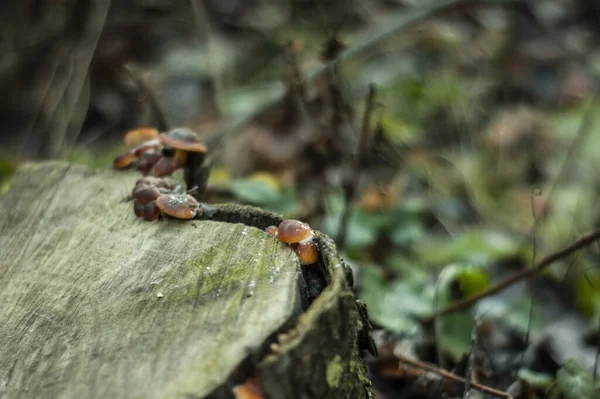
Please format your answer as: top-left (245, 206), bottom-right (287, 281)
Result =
top-left (0, 161), bottom-right (374, 399)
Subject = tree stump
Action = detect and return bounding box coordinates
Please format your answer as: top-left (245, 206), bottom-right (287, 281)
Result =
top-left (0, 162), bottom-right (375, 398)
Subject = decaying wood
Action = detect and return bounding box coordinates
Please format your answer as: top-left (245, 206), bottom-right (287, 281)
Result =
top-left (0, 162), bottom-right (374, 398)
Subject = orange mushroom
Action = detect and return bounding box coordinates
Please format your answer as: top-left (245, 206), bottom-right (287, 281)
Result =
top-left (155, 193), bottom-right (199, 220)
top-left (113, 138), bottom-right (162, 171)
top-left (134, 151), bottom-right (162, 175)
top-left (277, 219), bottom-right (313, 244)
top-left (150, 157), bottom-right (180, 177)
top-left (294, 241), bottom-right (319, 265)
top-left (133, 186), bottom-right (169, 205)
top-left (265, 225), bottom-right (279, 237)
top-left (233, 377), bottom-right (264, 399)
top-left (132, 138), bottom-right (162, 157)
top-left (113, 152), bottom-right (137, 169)
top-left (151, 128), bottom-right (209, 179)
top-left (124, 128), bottom-right (159, 149)
top-left (159, 128), bottom-right (208, 163)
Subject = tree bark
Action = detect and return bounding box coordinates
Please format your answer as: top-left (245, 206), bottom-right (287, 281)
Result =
top-left (0, 161), bottom-right (375, 399)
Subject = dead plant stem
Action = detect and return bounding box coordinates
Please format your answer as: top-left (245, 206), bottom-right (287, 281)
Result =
top-left (422, 228), bottom-right (600, 324)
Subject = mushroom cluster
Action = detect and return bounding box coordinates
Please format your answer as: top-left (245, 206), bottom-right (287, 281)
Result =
top-left (113, 128), bottom-right (162, 174)
top-left (265, 219), bottom-right (319, 265)
top-left (113, 127), bottom-right (211, 220)
top-left (131, 176), bottom-right (202, 221)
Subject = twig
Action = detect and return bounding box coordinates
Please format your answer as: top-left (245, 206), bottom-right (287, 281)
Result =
top-left (124, 65), bottom-right (170, 132)
top-left (463, 323), bottom-right (477, 399)
top-left (337, 84), bottom-right (376, 247)
top-left (203, 0), bottom-right (526, 150)
top-left (395, 352), bottom-right (513, 399)
top-left (515, 187), bottom-right (541, 376)
top-left (422, 228), bottom-right (600, 324)
top-left (434, 266), bottom-right (448, 370)
top-left (285, 41), bottom-right (308, 106)
top-left (595, 313), bottom-right (600, 384)
top-left (190, 0), bottom-right (225, 116)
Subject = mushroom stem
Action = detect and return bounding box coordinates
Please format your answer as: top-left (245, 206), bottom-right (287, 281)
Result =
top-left (184, 153), bottom-right (212, 200)
top-left (174, 150), bottom-right (188, 165)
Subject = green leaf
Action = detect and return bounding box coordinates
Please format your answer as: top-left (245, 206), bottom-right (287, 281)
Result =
top-left (556, 359), bottom-right (596, 399)
top-left (435, 264), bottom-right (490, 361)
top-left (456, 266), bottom-right (491, 298)
top-left (504, 299), bottom-right (543, 339)
top-left (261, 187), bottom-right (300, 218)
top-left (517, 369), bottom-right (555, 390)
top-left (359, 264), bottom-right (431, 335)
top-left (414, 231), bottom-right (525, 268)
top-left (0, 158), bottom-right (16, 195)
top-left (576, 270), bottom-right (600, 318)
top-left (231, 177), bottom-right (281, 204)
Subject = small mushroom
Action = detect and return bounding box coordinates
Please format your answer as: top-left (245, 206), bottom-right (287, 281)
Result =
top-left (294, 241), bottom-right (319, 265)
top-left (143, 201), bottom-right (160, 221)
top-left (135, 176), bottom-right (170, 188)
top-left (277, 219), bottom-right (313, 244)
top-left (155, 193), bottom-right (199, 220)
top-left (132, 138), bottom-right (162, 157)
top-left (232, 377), bottom-right (264, 399)
top-left (150, 156), bottom-right (180, 177)
top-left (159, 128), bottom-right (208, 160)
top-left (134, 186), bottom-right (169, 205)
top-left (124, 128), bottom-right (159, 149)
top-left (155, 177), bottom-right (177, 190)
top-left (113, 152), bottom-right (137, 169)
top-left (113, 138), bottom-right (162, 171)
top-left (134, 151), bottom-right (162, 175)
top-left (265, 225), bottom-right (279, 237)
top-left (133, 201), bottom-right (144, 218)
top-left (156, 128), bottom-right (210, 192)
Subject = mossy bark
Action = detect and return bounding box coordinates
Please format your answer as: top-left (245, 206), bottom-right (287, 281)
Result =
top-left (0, 161), bottom-right (374, 399)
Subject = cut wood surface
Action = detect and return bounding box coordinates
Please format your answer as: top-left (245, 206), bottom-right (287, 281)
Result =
top-left (0, 162), bottom-right (373, 399)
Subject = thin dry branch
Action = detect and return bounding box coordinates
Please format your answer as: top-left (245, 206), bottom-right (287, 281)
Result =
top-left (422, 228), bottom-right (600, 324)
top-left (124, 65), bottom-right (170, 132)
top-left (337, 84), bottom-right (376, 247)
top-left (388, 352), bottom-right (513, 399)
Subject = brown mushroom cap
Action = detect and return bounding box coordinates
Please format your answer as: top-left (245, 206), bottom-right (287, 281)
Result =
top-left (294, 241), bottom-right (319, 265)
top-left (155, 193), bottom-right (199, 219)
top-left (124, 128), bottom-right (159, 149)
top-left (113, 152), bottom-right (137, 169)
top-left (133, 201), bottom-right (144, 218)
top-left (159, 128), bottom-right (208, 153)
top-left (233, 377), bottom-right (264, 399)
top-left (133, 177), bottom-right (177, 197)
top-left (150, 157), bottom-right (181, 177)
top-left (277, 219), bottom-right (313, 244)
top-left (143, 201), bottom-right (160, 221)
top-left (265, 225), bottom-right (279, 237)
top-left (133, 138), bottom-right (162, 157)
top-left (134, 186), bottom-right (171, 205)
top-left (135, 151), bottom-right (162, 173)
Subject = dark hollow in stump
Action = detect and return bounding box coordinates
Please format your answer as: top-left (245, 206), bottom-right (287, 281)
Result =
top-left (0, 162), bottom-right (374, 399)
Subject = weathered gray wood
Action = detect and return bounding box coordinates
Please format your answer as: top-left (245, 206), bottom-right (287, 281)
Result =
top-left (0, 161), bottom-right (374, 399)
top-left (0, 162), bottom-right (303, 398)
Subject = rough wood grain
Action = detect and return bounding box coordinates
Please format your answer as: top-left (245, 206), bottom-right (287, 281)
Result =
top-left (0, 162), bottom-right (303, 398)
top-left (0, 161), bottom-right (374, 399)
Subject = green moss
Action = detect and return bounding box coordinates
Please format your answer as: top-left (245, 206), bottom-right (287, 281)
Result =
top-left (0, 158), bottom-right (16, 196)
top-left (326, 355), bottom-right (344, 388)
top-left (159, 224), bottom-right (287, 305)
